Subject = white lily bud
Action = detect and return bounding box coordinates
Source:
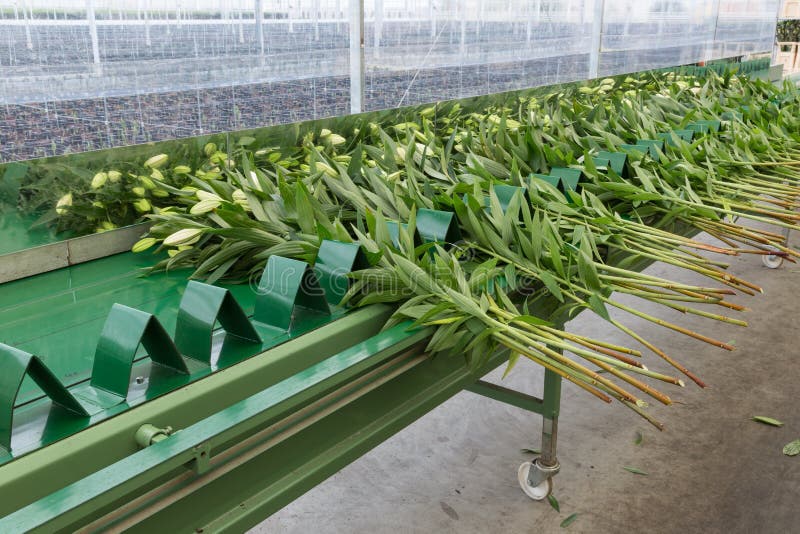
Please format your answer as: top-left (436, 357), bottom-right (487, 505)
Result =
top-left (56, 193), bottom-right (73, 215)
top-left (144, 154), bottom-right (168, 169)
top-left (164, 228), bottom-right (203, 246)
top-left (91, 172), bottom-right (108, 189)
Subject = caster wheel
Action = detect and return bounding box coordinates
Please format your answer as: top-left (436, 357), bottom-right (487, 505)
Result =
top-left (762, 248), bottom-right (784, 269)
top-left (518, 461), bottom-right (553, 500)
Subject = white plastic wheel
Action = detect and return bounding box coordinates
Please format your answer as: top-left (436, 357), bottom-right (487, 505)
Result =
top-left (517, 461), bottom-right (553, 500)
top-left (762, 251), bottom-right (784, 269)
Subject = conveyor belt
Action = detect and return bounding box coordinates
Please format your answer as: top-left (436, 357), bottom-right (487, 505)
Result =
top-left (1, 250), bottom-right (345, 459)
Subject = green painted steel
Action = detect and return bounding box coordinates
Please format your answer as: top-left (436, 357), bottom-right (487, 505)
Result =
top-left (175, 281), bottom-right (261, 363)
top-left (542, 369), bottom-right (562, 420)
top-left (0, 304), bottom-right (393, 517)
top-left (465, 380), bottom-right (544, 415)
top-left (0, 321), bottom-right (434, 532)
top-left (253, 256), bottom-right (330, 330)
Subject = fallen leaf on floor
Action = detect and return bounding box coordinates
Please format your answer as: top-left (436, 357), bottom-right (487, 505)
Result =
top-left (783, 439), bottom-right (800, 456)
top-left (439, 501), bottom-right (459, 521)
top-left (752, 416), bottom-right (784, 427)
top-left (521, 448), bottom-right (541, 455)
top-left (623, 466), bottom-right (649, 476)
top-left (548, 494), bottom-right (560, 512)
top-left (634, 431), bottom-right (643, 445)
top-left (561, 513), bottom-right (579, 528)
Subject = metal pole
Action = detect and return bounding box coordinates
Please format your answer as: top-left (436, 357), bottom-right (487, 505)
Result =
top-left (255, 0), bottom-right (264, 55)
top-left (539, 368), bottom-right (561, 467)
top-left (86, 0), bottom-right (100, 65)
top-left (374, 0), bottom-right (383, 58)
top-left (22, 0), bottom-right (33, 50)
top-left (588, 0), bottom-right (605, 79)
top-left (349, 0), bottom-right (365, 114)
top-left (707, 0), bottom-right (721, 63)
top-left (772, 0), bottom-right (784, 65)
top-left (314, 0), bottom-right (321, 41)
top-left (431, 0), bottom-right (437, 39)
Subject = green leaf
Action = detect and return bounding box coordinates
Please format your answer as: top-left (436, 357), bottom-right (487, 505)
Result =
top-left (539, 271), bottom-right (564, 303)
top-left (634, 431), bottom-right (643, 446)
top-left (783, 439), bottom-right (800, 456)
top-left (513, 315), bottom-right (554, 327)
top-left (622, 466), bottom-right (649, 476)
top-left (503, 352), bottom-right (521, 379)
top-left (548, 494), bottom-right (560, 512)
top-left (520, 448), bottom-right (541, 455)
top-left (752, 416), bottom-right (784, 427)
top-left (560, 513), bottom-right (579, 528)
top-left (577, 245), bottom-right (602, 291)
top-left (588, 294), bottom-right (611, 321)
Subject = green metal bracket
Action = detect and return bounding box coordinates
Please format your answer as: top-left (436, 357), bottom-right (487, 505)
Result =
top-left (635, 139), bottom-right (664, 158)
top-left (465, 380), bottom-right (544, 415)
top-left (191, 441), bottom-right (212, 475)
top-left (253, 256), bottom-right (330, 331)
top-left (89, 304), bottom-right (189, 403)
top-left (313, 240), bottom-right (370, 306)
top-left (175, 281), bottom-right (262, 364)
top-left (594, 151), bottom-right (627, 175)
top-left (416, 208), bottom-right (462, 244)
top-left (0, 344), bottom-right (89, 451)
top-left (549, 167), bottom-right (582, 193)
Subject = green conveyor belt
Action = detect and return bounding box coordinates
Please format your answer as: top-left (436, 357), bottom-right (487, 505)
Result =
top-left (0, 251), bottom-right (344, 457)
top-left (0, 252), bottom-right (196, 403)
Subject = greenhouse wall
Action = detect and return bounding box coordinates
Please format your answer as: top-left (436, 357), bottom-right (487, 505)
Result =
top-left (0, 0), bottom-right (780, 162)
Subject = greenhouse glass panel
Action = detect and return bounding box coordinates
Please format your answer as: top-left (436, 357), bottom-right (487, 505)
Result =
top-left (0, 1), bottom-right (353, 161)
top-left (363, 0), bottom-right (597, 111)
top-left (0, 1), bottom-right (780, 163)
top-left (597, 1), bottom-right (719, 76)
top-left (713, 0), bottom-right (780, 58)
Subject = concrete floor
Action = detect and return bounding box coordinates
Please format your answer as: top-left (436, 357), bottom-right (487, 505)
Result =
top-left (253, 229), bottom-right (800, 534)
